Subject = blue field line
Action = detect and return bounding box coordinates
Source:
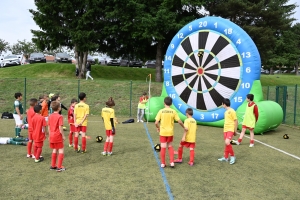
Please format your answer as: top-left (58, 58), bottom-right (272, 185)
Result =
top-left (143, 123), bottom-right (174, 200)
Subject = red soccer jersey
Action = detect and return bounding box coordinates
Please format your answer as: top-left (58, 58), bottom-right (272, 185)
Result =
top-left (68, 105), bottom-right (75, 124)
top-left (32, 114), bottom-right (47, 142)
top-left (27, 107), bottom-right (36, 132)
top-left (48, 113), bottom-right (64, 143)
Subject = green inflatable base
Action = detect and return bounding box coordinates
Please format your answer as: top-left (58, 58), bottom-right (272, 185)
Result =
top-left (145, 80), bottom-right (283, 134)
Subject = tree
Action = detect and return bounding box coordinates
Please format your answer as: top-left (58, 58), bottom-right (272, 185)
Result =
top-left (0, 39), bottom-right (9, 55)
top-left (9, 40), bottom-right (39, 59)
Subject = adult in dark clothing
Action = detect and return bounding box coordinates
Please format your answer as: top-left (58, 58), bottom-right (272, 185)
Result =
top-left (85, 61), bottom-right (93, 80)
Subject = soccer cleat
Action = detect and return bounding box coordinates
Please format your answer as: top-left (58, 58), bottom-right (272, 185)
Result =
top-left (50, 166), bottom-right (57, 170)
top-left (137, 120), bottom-right (140, 123)
top-left (218, 157), bottom-right (228, 162)
top-left (229, 157), bottom-right (236, 165)
top-left (174, 158), bottom-right (182, 163)
top-left (26, 154), bottom-right (32, 158)
top-left (188, 162), bottom-right (194, 166)
top-left (107, 152), bottom-right (112, 156)
top-left (170, 162), bottom-right (175, 168)
top-left (57, 167), bottom-right (66, 172)
top-left (249, 144), bottom-right (254, 147)
top-left (160, 163), bottom-right (166, 168)
top-left (68, 144), bottom-right (73, 147)
top-left (35, 157), bottom-right (44, 163)
top-left (230, 140), bottom-right (239, 145)
top-left (140, 120), bottom-right (144, 123)
top-left (81, 150), bottom-right (87, 154)
top-left (31, 154), bottom-right (36, 159)
top-left (75, 145), bottom-right (81, 153)
top-left (101, 151), bottom-right (107, 156)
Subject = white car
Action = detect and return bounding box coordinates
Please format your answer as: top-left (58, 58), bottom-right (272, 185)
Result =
top-left (0, 55), bottom-right (21, 68)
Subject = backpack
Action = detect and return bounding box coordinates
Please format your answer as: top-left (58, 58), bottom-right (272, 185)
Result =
top-left (1, 112), bottom-right (14, 119)
top-left (122, 118), bottom-right (135, 124)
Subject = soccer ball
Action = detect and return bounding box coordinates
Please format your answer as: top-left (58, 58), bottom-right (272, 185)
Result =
top-left (154, 144), bottom-right (161, 152)
top-left (63, 126), bottom-right (67, 131)
top-left (96, 136), bottom-right (103, 143)
top-left (283, 134), bottom-right (289, 139)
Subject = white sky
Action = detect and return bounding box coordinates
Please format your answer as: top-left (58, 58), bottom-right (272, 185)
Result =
top-left (0, 0), bottom-right (299, 45)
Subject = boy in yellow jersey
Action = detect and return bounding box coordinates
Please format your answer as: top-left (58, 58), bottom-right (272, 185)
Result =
top-left (101, 97), bottom-right (116, 156)
top-left (174, 108), bottom-right (197, 166)
top-left (155, 97), bottom-right (187, 168)
top-left (218, 98), bottom-right (237, 165)
top-left (235, 94), bottom-right (259, 147)
top-left (74, 92), bottom-right (89, 153)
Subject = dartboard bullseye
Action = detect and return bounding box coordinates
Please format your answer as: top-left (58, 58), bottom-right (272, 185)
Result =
top-left (164, 17), bottom-right (261, 122)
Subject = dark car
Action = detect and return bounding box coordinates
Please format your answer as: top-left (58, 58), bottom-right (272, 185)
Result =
top-left (29, 52), bottom-right (46, 64)
top-left (128, 60), bottom-right (143, 68)
top-left (0, 55), bottom-right (21, 67)
top-left (107, 59), bottom-right (120, 66)
top-left (145, 60), bottom-right (156, 69)
top-left (55, 53), bottom-right (72, 63)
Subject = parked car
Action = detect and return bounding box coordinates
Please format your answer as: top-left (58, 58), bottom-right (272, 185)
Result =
top-left (0, 55), bottom-right (21, 67)
top-left (107, 59), bottom-right (120, 66)
top-left (120, 59), bottom-right (143, 67)
top-left (274, 70), bottom-right (281, 74)
top-left (261, 69), bottom-right (269, 74)
top-left (29, 52), bottom-right (46, 64)
top-left (54, 52), bottom-right (72, 63)
top-left (145, 60), bottom-right (156, 68)
top-left (291, 69), bottom-right (296, 73)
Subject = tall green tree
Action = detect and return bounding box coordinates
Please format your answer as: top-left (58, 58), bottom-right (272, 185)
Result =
top-left (9, 40), bottom-right (39, 58)
top-left (0, 39), bottom-right (9, 55)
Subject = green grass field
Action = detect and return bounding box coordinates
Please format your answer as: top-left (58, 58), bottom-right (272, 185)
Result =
top-left (0, 117), bottom-right (300, 199)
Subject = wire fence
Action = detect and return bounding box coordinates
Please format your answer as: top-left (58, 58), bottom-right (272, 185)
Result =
top-left (0, 78), bottom-right (298, 126)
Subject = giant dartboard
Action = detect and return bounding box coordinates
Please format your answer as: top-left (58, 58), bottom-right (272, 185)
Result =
top-left (164, 17), bottom-right (261, 122)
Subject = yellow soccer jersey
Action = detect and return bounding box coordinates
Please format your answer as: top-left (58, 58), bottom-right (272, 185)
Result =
top-left (184, 117), bottom-right (197, 143)
top-left (223, 108), bottom-right (237, 132)
top-left (101, 107), bottom-right (115, 130)
top-left (74, 102), bottom-right (89, 126)
top-left (155, 107), bottom-right (180, 136)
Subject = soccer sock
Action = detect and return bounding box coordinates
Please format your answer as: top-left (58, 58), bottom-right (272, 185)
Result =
top-left (238, 138), bottom-right (242, 143)
top-left (227, 144), bottom-right (235, 157)
top-left (160, 147), bottom-right (166, 164)
top-left (250, 140), bottom-right (254, 144)
top-left (34, 145), bottom-right (38, 158)
top-left (82, 137), bottom-right (86, 151)
top-left (51, 153), bottom-right (57, 167)
top-left (178, 146), bottom-right (183, 159)
top-left (74, 136), bottom-right (79, 150)
top-left (108, 142), bottom-right (114, 152)
top-left (68, 132), bottom-right (73, 145)
top-left (189, 149), bottom-right (195, 163)
top-left (168, 146), bottom-right (174, 163)
top-left (104, 142), bottom-right (109, 152)
top-left (16, 127), bottom-right (21, 136)
top-left (224, 145), bottom-right (229, 159)
top-left (35, 147), bottom-right (42, 159)
top-left (57, 153), bottom-right (64, 168)
top-left (27, 141), bottom-right (32, 155)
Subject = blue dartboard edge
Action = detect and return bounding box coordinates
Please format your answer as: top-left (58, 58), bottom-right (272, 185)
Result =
top-left (163, 16), bottom-right (261, 123)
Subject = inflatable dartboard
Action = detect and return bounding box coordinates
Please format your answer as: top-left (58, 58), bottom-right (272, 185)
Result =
top-left (163, 16), bottom-right (261, 122)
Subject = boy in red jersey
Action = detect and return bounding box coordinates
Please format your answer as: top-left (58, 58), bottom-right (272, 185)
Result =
top-left (174, 108), bottom-right (197, 166)
top-left (155, 97), bottom-right (187, 168)
top-left (48, 101), bottom-right (66, 172)
top-left (101, 97), bottom-right (116, 156)
top-left (68, 98), bottom-right (78, 147)
top-left (235, 94), bottom-right (259, 147)
top-left (32, 105), bottom-right (47, 163)
top-left (74, 92), bottom-right (89, 153)
top-left (218, 98), bottom-right (237, 165)
top-left (26, 98), bottom-right (38, 158)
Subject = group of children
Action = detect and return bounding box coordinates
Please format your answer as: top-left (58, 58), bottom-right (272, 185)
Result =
top-left (154, 94), bottom-right (258, 168)
top-left (12, 90), bottom-right (258, 171)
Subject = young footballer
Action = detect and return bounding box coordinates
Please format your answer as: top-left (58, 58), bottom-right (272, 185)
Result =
top-left (155, 97), bottom-right (187, 168)
top-left (13, 92), bottom-right (24, 137)
top-left (74, 92), bottom-right (89, 153)
top-left (218, 98), bottom-right (237, 165)
top-left (68, 98), bottom-right (77, 147)
top-left (235, 94), bottom-right (259, 147)
top-left (101, 97), bottom-right (116, 156)
top-left (174, 108), bottom-right (197, 166)
top-left (26, 98), bottom-right (38, 158)
top-left (32, 105), bottom-right (47, 163)
top-left (48, 101), bottom-right (66, 172)
top-left (137, 92), bottom-right (148, 123)
top-left (40, 94), bottom-right (49, 122)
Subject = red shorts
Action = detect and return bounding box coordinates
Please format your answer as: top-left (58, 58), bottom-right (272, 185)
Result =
top-left (160, 136), bottom-right (173, 143)
top-left (106, 130), bottom-right (115, 136)
top-left (224, 132), bottom-right (234, 140)
top-left (75, 126), bottom-right (87, 133)
top-left (69, 124), bottom-right (75, 132)
top-left (50, 142), bottom-right (64, 149)
top-left (242, 125), bottom-right (254, 131)
top-left (34, 141), bottom-right (44, 148)
top-left (180, 141), bottom-right (195, 148)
